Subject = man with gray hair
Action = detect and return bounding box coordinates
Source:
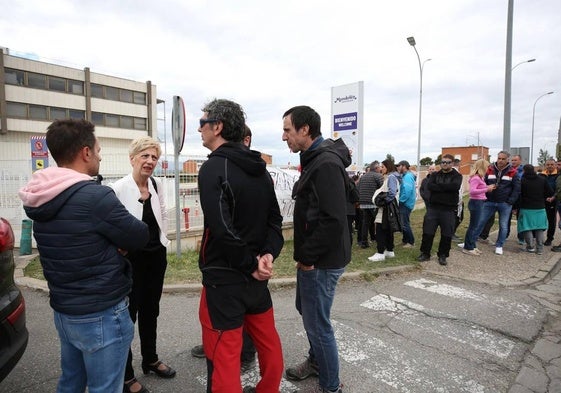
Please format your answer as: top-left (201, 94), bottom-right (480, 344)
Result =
top-left (472, 150), bottom-right (521, 255)
top-left (357, 162), bottom-right (383, 248)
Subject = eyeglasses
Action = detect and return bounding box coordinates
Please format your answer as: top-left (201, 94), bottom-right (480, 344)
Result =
top-left (441, 160), bottom-right (452, 164)
top-left (199, 118), bottom-right (219, 128)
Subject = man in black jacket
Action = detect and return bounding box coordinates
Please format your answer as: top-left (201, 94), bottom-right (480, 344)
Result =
top-left (197, 99), bottom-right (284, 393)
top-left (357, 162), bottom-right (384, 248)
top-left (417, 154), bottom-right (462, 266)
top-left (282, 105), bottom-right (350, 393)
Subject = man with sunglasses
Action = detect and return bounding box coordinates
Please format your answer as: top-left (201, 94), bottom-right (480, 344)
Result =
top-left (197, 99), bottom-right (284, 393)
top-left (417, 154), bottom-right (463, 265)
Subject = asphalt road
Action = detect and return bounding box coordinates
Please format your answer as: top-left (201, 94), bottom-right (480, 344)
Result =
top-left (2, 268), bottom-right (554, 393)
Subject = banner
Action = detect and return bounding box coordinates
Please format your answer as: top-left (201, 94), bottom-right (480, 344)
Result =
top-left (331, 81), bottom-right (364, 172)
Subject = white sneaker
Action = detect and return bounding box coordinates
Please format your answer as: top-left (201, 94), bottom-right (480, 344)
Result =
top-left (368, 253), bottom-right (386, 262)
top-left (495, 247), bottom-right (503, 255)
top-left (457, 243), bottom-right (465, 248)
top-left (384, 251), bottom-right (395, 258)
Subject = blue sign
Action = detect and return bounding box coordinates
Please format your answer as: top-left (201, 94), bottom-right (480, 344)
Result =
top-left (333, 112), bottom-right (358, 131)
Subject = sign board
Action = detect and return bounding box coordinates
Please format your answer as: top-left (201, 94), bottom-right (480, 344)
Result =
top-left (171, 96), bottom-right (186, 155)
top-left (31, 136), bottom-right (49, 172)
top-left (331, 81), bottom-right (364, 172)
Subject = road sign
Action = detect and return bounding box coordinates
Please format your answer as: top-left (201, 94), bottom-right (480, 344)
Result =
top-left (172, 96), bottom-right (186, 155)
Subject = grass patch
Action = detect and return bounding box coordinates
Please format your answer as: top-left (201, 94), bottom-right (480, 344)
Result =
top-left (24, 197), bottom-right (472, 285)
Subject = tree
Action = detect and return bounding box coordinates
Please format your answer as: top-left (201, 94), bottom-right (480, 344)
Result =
top-left (385, 153), bottom-right (395, 163)
top-left (434, 154), bottom-right (442, 165)
top-left (537, 149), bottom-right (551, 167)
top-left (420, 157), bottom-right (433, 166)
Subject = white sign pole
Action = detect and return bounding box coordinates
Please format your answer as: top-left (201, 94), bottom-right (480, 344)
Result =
top-left (171, 96), bottom-right (186, 256)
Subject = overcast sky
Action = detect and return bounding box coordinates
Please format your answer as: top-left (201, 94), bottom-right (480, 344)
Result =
top-left (2, 0), bottom-right (561, 167)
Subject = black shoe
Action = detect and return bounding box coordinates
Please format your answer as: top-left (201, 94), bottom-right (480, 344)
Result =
top-left (190, 344), bottom-right (205, 358)
top-left (552, 245), bottom-right (561, 252)
top-left (544, 239), bottom-right (552, 246)
top-left (416, 253), bottom-right (430, 262)
top-left (142, 360), bottom-right (176, 378)
top-left (124, 378), bottom-right (150, 393)
top-left (241, 358), bottom-right (256, 373)
top-left (438, 256), bottom-right (447, 266)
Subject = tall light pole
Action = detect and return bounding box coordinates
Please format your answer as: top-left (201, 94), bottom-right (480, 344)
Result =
top-left (511, 58), bottom-right (535, 71)
top-left (531, 91), bottom-right (554, 165)
top-left (156, 98), bottom-right (167, 176)
top-left (407, 36), bottom-right (431, 176)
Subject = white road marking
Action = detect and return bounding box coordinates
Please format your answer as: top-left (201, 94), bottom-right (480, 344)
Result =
top-left (361, 294), bottom-right (516, 359)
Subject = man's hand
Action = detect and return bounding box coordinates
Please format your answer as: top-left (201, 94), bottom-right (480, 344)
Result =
top-left (252, 253), bottom-right (274, 281)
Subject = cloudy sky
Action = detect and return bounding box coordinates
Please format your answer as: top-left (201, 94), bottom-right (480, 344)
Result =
top-left (2, 0), bottom-right (561, 167)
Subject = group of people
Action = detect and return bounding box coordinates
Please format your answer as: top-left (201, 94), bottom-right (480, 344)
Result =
top-left (18, 101), bottom-right (350, 393)
top-left (352, 149), bottom-right (561, 268)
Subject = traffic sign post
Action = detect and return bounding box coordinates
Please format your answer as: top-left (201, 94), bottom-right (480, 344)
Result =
top-left (171, 96), bottom-right (186, 256)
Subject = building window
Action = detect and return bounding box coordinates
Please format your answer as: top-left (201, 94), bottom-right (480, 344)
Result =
top-left (27, 72), bottom-right (47, 89)
top-left (105, 114), bottom-right (119, 127)
top-left (120, 90), bottom-right (133, 103)
top-left (91, 83), bottom-right (103, 98)
top-left (105, 86), bottom-right (119, 101)
top-left (69, 80), bottom-right (84, 94)
top-left (91, 112), bottom-right (104, 125)
top-left (68, 110), bottom-right (85, 119)
top-left (6, 102), bottom-right (26, 117)
top-left (134, 117), bottom-right (146, 130)
top-left (50, 107), bottom-right (67, 120)
top-left (133, 91), bottom-right (146, 105)
top-left (29, 105), bottom-right (48, 120)
top-left (4, 68), bottom-right (24, 85)
top-left (120, 116), bottom-right (133, 129)
top-left (48, 76), bottom-right (66, 92)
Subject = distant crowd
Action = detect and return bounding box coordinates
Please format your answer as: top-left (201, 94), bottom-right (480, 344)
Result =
top-left (351, 152), bottom-right (561, 265)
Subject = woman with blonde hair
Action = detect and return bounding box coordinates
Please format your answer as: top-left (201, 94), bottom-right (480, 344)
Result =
top-left (111, 137), bottom-right (175, 393)
top-left (462, 159), bottom-right (494, 255)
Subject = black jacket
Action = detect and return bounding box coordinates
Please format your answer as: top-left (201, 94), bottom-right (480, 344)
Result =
top-left (520, 173), bottom-right (553, 209)
top-left (427, 169), bottom-right (463, 210)
top-left (198, 142), bottom-right (284, 286)
top-left (292, 138), bottom-right (351, 268)
top-left (358, 171), bottom-right (383, 205)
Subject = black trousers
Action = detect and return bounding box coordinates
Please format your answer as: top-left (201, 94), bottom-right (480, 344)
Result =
top-left (420, 207), bottom-right (455, 258)
top-left (125, 245), bottom-right (167, 381)
top-left (360, 208), bottom-right (377, 246)
top-left (545, 201), bottom-right (557, 242)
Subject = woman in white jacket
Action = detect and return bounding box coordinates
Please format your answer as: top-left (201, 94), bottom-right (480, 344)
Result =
top-left (111, 137), bottom-right (175, 393)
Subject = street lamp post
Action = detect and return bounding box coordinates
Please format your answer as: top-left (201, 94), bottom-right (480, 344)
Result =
top-left (156, 98), bottom-right (167, 176)
top-left (407, 36), bottom-right (431, 177)
top-left (530, 91), bottom-right (554, 165)
top-left (511, 58), bottom-right (535, 71)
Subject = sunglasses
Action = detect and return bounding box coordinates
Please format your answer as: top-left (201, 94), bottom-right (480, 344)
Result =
top-left (199, 118), bottom-right (219, 128)
top-left (441, 160), bottom-right (452, 164)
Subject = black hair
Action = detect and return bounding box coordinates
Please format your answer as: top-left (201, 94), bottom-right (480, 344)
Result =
top-left (46, 119), bottom-right (96, 166)
top-left (282, 105), bottom-right (321, 139)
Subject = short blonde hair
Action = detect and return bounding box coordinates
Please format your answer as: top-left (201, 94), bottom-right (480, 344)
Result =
top-left (470, 159), bottom-right (489, 177)
top-left (129, 136), bottom-right (161, 158)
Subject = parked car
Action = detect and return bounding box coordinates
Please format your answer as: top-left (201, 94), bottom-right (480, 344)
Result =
top-left (0, 217), bottom-right (28, 382)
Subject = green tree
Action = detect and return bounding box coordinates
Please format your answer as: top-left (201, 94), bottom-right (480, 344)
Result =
top-left (434, 154), bottom-right (442, 165)
top-left (420, 157), bottom-right (433, 166)
top-left (537, 149), bottom-right (551, 167)
top-left (385, 154), bottom-right (395, 163)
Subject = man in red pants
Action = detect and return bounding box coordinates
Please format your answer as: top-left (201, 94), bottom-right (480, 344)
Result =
top-left (197, 98), bottom-right (284, 393)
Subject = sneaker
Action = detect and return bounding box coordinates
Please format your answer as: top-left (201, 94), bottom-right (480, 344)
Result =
top-left (526, 246), bottom-right (536, 253)
top-left (241, 358), bottom-right (256, 373)
top-left (285, 357), bottom-right (319, 381)
top-left (243, 387), bottom-right (256, 393)
top-left (473, 248), bottom-right (482, 255)
top-left (402, 243), bottom-right (413, 248)
top-left (190, 344), bottom-right (205, 358)
top-left (438, 255), bottom-right (447, 266)
top-left (368, 253), bottom-right (385, 262)
top-left (313, 384), bottom-right (343, 393)
top-left (384, 250), bottom-right (395, 258)
top-left (552, 245), bottom-right (561, 252)
top-left (457, 243), bottom-right (464, 248)
top-left (544, 239), bottom-right (553, 246)
top-left (416, 253), bottom-right (430, 262)
top-left (518, 239), bottom-right (525, 245)
top-left (495, 247), bottom-right (503, 255)
top-left (462, 248), bottom-right (479, 256)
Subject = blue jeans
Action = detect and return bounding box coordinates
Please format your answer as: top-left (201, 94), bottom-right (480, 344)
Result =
top-left (464, 199), bottom-right (485, 250)
top-left (475, 201), bottom-right (512, 247)
top-left (296, 267), bottom-right (344, 392)
top-left (53, 298), bottom-right (134, 393)
top-left (399, 204), bottom-right (414, 245)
